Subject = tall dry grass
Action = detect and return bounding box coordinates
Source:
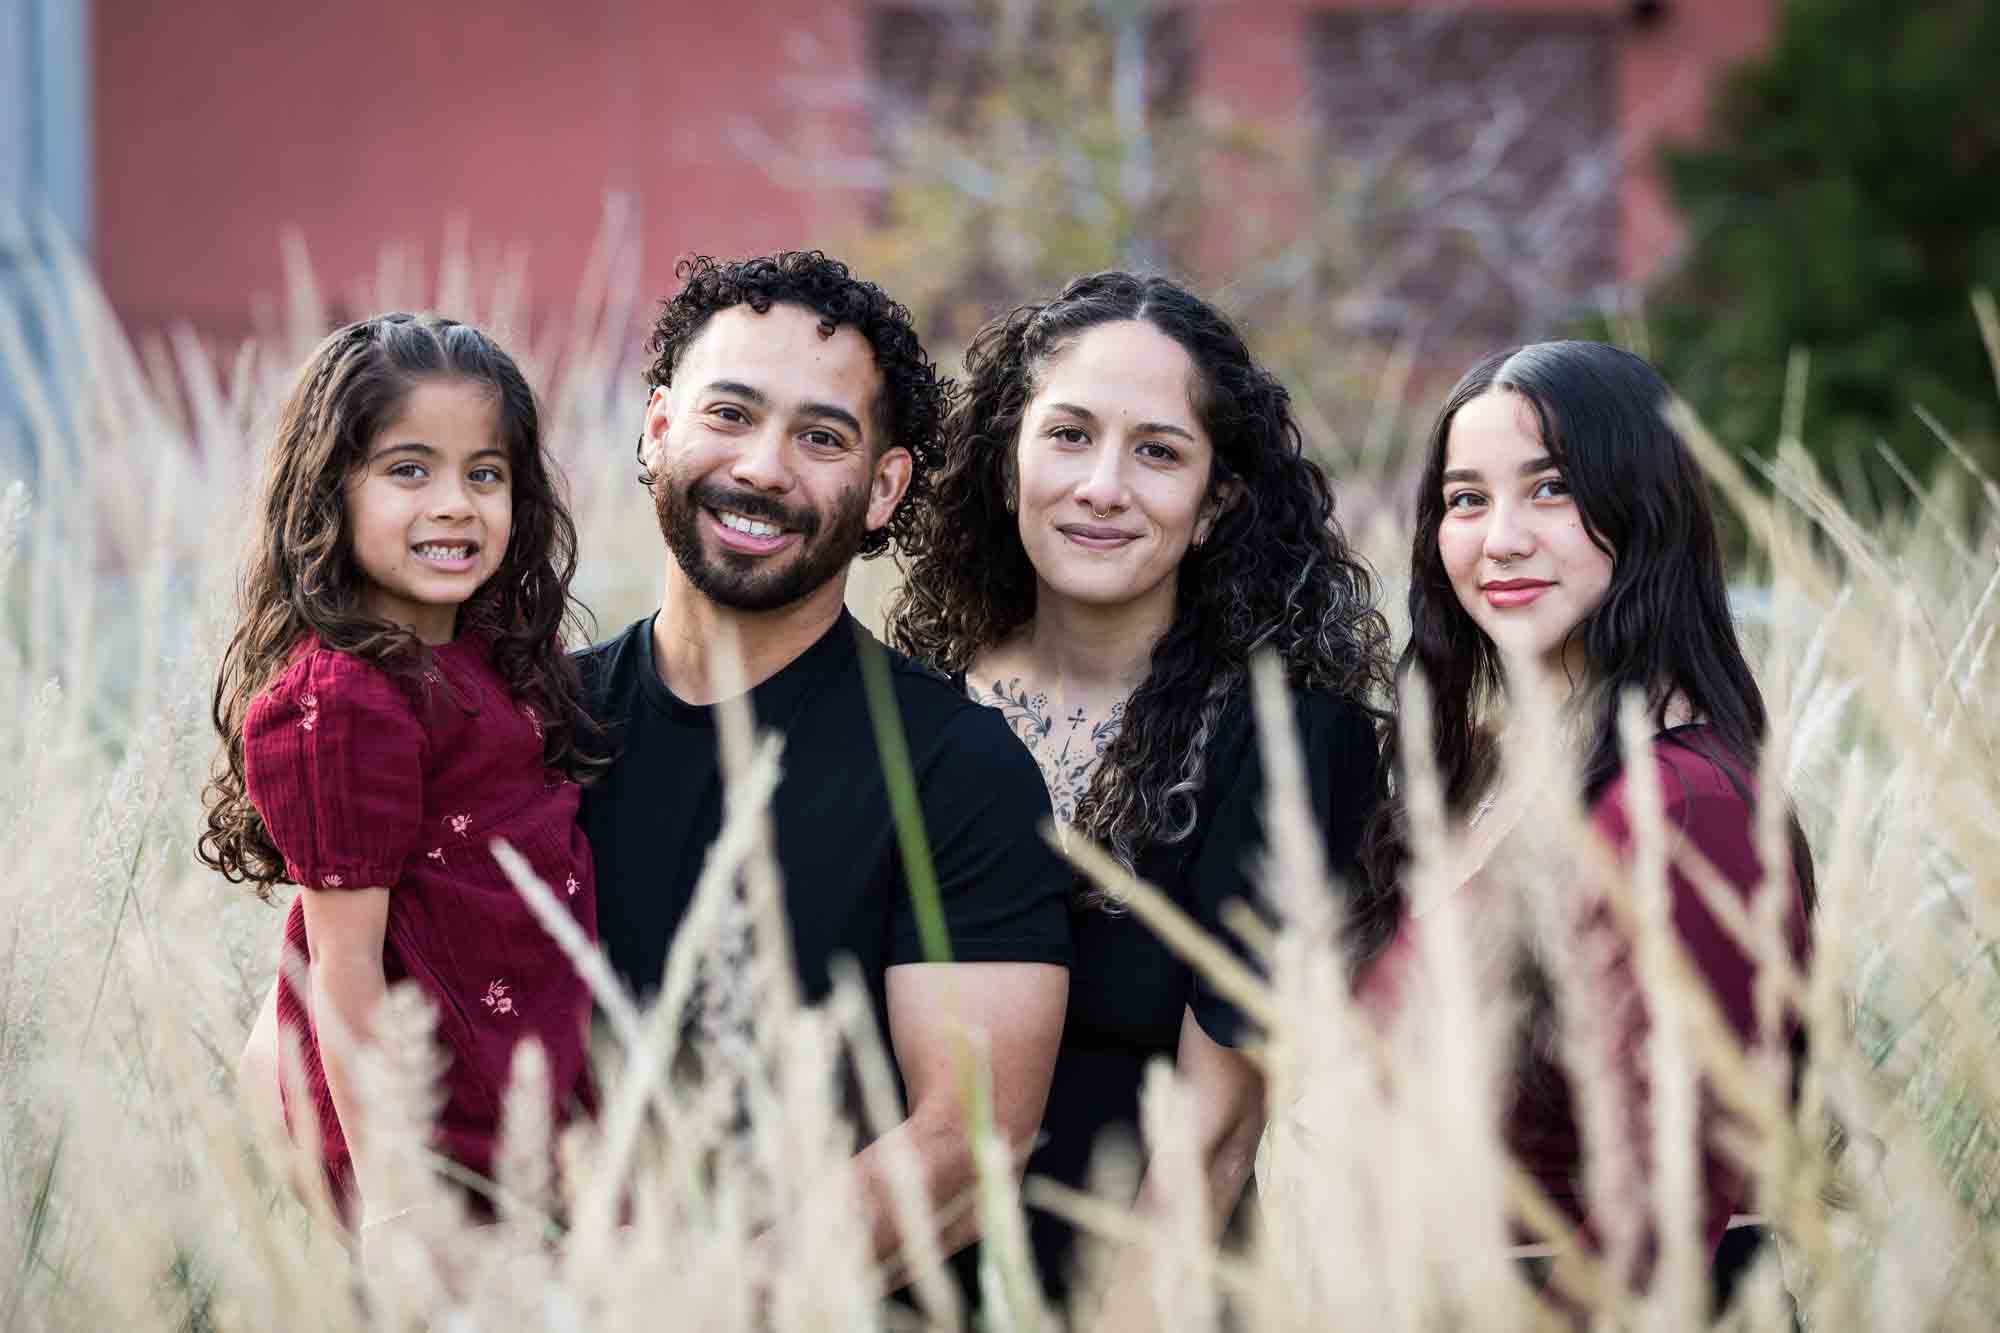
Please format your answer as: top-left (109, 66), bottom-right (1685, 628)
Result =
top-left (2, 222), bottom-right (1998, 1331)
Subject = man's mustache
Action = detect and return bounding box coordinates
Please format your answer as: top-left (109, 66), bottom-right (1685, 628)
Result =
top-left (686, 482), bottom-right (821, 539)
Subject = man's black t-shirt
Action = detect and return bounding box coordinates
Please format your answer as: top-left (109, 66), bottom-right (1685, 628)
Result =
top-left (575, 612), bottom-right (1073, 1030)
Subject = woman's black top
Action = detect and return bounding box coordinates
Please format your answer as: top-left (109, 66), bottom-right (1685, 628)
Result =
top-left (949, 682), bottom-right (1380, 1308)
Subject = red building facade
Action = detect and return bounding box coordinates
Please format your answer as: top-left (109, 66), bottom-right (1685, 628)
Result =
top-left (93, 0), bottom-right (1771, 342)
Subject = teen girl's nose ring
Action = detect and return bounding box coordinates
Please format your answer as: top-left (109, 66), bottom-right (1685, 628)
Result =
top-left (1091, 505), bottom-right (1113, 520)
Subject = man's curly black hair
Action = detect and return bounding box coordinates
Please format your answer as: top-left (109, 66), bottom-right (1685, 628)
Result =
top-left (641, 251), bottom-right (949, 558)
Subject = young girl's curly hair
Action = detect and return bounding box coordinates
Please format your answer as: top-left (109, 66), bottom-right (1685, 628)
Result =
top-left (199, 314), bottom-right (606, 897)
top-left (887, 272), bottom-right (1392, 915)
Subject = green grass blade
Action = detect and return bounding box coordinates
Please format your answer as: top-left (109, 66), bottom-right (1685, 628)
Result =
top-left (854, 626), bottom-right (953, 966)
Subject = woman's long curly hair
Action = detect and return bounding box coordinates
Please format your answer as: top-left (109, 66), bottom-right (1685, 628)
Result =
top-left (1356, 340), bottom-right (1814, 954)
top-left (887, 272), bottom-right (1392, 904)
top-left (199, 313), bottom-right (607, 897)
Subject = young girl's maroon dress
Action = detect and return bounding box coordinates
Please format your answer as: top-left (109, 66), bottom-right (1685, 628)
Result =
top-left (243, 635), bottom-right (596, 1217)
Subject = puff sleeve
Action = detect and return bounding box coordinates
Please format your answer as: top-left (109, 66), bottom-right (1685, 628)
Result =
top-left (242, 648), bottom-right (427, 889)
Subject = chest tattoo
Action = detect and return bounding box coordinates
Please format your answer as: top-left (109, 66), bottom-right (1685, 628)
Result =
top-left (969, 677), bottom-right (1125, 826)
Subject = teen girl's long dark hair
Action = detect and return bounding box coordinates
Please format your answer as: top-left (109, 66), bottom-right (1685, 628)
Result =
top-left (1356, 340), bottom-right (1813, 951)
top-left (199, 314), bottom-right (607, 896)
top-left (887, 272), bottom-right (1391, 905)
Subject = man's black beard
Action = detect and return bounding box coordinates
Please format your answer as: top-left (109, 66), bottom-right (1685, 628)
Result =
top-left (658, 476), bottom-right (870, 613)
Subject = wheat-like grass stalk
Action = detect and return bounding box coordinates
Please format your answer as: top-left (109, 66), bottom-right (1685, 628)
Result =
top-left (8, 232), bottom-right (2000, 1332)
top-left (493, 1035), bottom-right (556, 1239)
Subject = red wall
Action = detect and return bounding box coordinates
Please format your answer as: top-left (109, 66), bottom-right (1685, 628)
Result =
top-left (1614, 0), bottom-right (1772, 280)
top-left (94, 0), bottom-right (1769, 341)
top-left (94, 0), bottom-right (872, 340)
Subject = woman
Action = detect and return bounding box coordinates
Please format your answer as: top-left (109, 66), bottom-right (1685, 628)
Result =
top-left (1357, 340), bottom-right (1813, 1307)
top-left (888, 271), bottom-right (1391, 1307)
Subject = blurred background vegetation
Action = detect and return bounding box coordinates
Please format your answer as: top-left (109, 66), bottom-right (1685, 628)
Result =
top-left (846, 0), bottom-right (2000, 510)
top-left (7, 0), bottom-right (1993, 542)
top-left (1641, 0), bottom-right (2000, 496)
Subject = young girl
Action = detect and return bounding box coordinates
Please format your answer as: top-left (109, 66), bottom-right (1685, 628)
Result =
top-left (200, 313), bottom-right (604, 1232)
top-left (1358, 340), bottom-right (1813, 1308)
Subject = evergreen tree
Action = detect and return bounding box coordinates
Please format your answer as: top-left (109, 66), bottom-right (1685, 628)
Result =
top-left (1647, 0), bottom-right (2000, 479)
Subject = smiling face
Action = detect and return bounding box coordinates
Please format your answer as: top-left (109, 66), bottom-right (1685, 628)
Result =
top-left (343, 376), bottom-right (512, 644)
top-left (1013, 320), bottom-right (1220, 620)
top-left (642, 302), bottom-right (911, 615)
top-left (1436, 388), bottom-right (1614, 684)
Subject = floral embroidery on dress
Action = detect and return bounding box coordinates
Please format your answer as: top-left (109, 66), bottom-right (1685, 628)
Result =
top-left (481, 979), bottom-right (516, 1016)
top-left (448, 813), bottom-right (471, 838)
top-left (299, 691), bottom-right (319, 732)
top-left (323, 873), bottom-right (344, 888)
top-left (564, 874), bottom-right (580, 898)
top-left (522, 703), bottom-right (543, 740)
top-left (427, 847), bottom-right (445, 867)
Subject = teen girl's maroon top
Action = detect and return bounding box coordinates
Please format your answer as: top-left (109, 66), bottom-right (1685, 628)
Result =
top-left (1361, 726), bottom-right (1811, 1265)
top-left (243, 635), bottom-right (596, 1219)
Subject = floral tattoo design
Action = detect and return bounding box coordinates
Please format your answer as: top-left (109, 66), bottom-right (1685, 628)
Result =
top-left (968, 676), bottom-right (1124, 826)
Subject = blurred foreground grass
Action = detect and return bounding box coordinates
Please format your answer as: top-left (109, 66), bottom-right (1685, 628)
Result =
top-left (3, 228), bottom-right (2000, 1331)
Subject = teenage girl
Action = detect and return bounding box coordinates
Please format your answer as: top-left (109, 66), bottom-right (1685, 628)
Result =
top-left (1357, 340), bottom-right (1813, 1307)
top-left (200, 314), bottom-right (605, 1232)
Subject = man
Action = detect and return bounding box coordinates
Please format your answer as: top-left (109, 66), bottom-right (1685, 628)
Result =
top-left (576, 251), bottom-right (1072, 1270)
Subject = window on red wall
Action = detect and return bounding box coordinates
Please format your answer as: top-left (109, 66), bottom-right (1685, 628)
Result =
top-left (1307, 9), bottom-right (1620, 349)
top-left (867, 5), bottom-right (993, 138)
